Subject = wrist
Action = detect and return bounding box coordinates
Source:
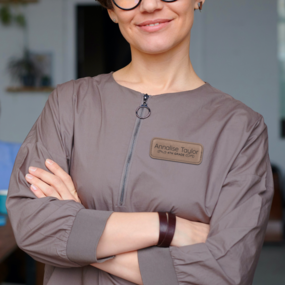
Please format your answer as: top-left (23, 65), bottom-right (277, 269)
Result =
top-left (151, 212), bottom-right (160, 246)
top-left (156, 212), bottom-right (176, 247)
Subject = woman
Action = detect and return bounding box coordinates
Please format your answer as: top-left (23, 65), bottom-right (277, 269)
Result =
top-left (6, 0), bottom-right (274, 284)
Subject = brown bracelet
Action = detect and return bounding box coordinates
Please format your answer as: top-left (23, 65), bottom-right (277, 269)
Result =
top-left (159, 212), bottom-right (176, 247)
top-left (157, 212), bottom-right (168, 246)
top-left (157, 211), bottom-right (176, 247)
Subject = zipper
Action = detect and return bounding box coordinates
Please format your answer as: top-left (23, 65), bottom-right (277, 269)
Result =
top-left (136, 94), bottom-right (151, 119)
top-left (118, 94), bottom-right (150, 206)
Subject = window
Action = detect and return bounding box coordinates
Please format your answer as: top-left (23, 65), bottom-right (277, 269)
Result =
top-left (278, 0), bottom-right (285, 137)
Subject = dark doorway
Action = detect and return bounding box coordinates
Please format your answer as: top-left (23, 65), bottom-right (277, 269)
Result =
top-left (76, 4), bottom-right (131, 78)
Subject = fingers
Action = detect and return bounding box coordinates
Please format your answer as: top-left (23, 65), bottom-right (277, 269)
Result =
top-left (30, 184), bottom-right (46, 198)
top-left (25, 173), bottom-right (61, 200)
top-left (27, 165), bottom-right (76, 201)
top-left (191, 221), bottom-right (210, 243)
top-left (45, 159), bottom-right (81, 202)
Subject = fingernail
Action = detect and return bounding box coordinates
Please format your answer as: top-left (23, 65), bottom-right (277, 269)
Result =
top-left (29, 166), bottom-right (37, 172)
top-left (26, 174), bottom-right (33, 180)
top-left (31, 184), bottom-right (38, 191)
top-left (46, 159), bottom-right (54, 165)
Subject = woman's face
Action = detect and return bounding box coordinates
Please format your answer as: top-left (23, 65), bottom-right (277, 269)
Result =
top-left (107, 0), bottom-right (205, 55)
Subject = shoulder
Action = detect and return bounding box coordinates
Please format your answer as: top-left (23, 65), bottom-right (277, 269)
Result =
top-left (53, 73), bottom-right (111, 106)
top-left (46, 79), bottom-right (74, 110)
top-left (205, 83), bottom-right (264, 131)
top-left (47, 74), bottom-right (112, 122)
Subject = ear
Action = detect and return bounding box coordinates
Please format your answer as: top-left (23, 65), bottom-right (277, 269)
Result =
top-left (194, 0), bottom-right (204, 10)
top-left (107, 9), bottom-right (116, 21)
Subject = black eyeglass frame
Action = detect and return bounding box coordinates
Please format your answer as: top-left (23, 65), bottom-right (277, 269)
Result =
top-left (111, 0), bottom-right (178, 11)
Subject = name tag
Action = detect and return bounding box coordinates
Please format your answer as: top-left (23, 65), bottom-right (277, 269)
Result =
top-left (149, 137), bottom-right (203, 165)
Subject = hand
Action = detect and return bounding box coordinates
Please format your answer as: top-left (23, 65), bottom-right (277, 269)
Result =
top-left (25, 158), bottom-right (81, 203)
top-left (171, 216), bottom-right (210, 247)
top-left (91, 251), bottom-right (143, 285)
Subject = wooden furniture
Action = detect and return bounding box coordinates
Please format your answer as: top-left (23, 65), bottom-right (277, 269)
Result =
top-left (0, 0), bottom-right (38, 3)
top-left (0, 217), bottom-right (17, 263)
top-left (264, 164), bottom-right (285, 243)
top-left (0, 217), bottom-right (44, 285)
top-left (6, 86), bottom-right (54, 93)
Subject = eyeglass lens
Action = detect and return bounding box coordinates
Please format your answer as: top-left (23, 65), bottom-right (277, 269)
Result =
top-left (114, 0), bottom-right (139, 9)
top-left (113, 0), bottom-right (175, 10)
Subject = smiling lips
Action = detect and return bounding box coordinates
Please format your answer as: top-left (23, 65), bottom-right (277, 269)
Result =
top-left (137, 18), bottom-right (173, 32)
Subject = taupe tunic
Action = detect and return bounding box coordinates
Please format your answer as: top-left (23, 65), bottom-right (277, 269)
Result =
top-left (6, 72), bottom-right (274, 285)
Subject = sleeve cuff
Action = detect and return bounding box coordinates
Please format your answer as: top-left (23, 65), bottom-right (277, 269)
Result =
top-left (66, 208), bottom-right (115, 265)
top-left (137, 246), bottom-right (179, 285)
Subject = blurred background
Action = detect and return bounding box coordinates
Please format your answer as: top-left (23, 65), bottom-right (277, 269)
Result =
top-left (0, 0), bottom-right (284, 284)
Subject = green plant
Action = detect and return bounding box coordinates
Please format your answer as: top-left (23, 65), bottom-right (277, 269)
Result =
top-left (0, 5), bottom-right (12, 25)
top-left (0, 2), bottom-right (26, 28)
top-left (6, 47), bottom-right (40, 84)
top-left (14, 12), bottom-right (26, 27)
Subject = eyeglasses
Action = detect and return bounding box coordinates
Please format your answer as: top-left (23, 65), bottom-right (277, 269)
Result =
top-left (112, 0), bottom-right (178, 11)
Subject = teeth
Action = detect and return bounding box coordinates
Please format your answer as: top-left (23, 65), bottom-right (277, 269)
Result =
top-left (145, 22), bottom-right (160, 26)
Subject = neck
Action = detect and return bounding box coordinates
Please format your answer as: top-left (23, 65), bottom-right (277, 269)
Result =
top-left (120, 34), bottom-right (204, 94)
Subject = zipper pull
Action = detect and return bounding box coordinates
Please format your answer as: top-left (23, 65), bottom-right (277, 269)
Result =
top-left (136, 94), bottom-right (151, 119)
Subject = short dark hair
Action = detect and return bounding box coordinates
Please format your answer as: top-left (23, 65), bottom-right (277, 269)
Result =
top-left (96, 0), bottom-right (114, 10)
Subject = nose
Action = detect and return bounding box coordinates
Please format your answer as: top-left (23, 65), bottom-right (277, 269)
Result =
top-left (139, 0), bottom-right (163, 13)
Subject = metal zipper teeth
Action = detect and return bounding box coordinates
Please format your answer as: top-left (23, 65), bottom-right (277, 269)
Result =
top-left (119, 94), bottom-right (150, 206)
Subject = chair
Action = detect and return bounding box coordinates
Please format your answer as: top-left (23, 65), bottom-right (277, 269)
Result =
top-left (0, 140), bottom-right (22, 190)
top-left (0, 140), bottom-right (39, 284)
top-left (264, 164), bottom-right (285, 244)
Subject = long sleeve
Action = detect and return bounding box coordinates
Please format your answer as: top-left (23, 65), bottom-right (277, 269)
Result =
top-left (6, 81), bottom-right (115, 268)
top-left (137, 114), bottom-right (274, 285)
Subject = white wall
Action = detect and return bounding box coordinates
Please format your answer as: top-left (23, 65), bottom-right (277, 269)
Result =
top-left (0, 0), bottom-right (65, 141)
top-left (199, 0), bottom-right (284, 179)
top-left (0, 0), bottom-right (283, 178)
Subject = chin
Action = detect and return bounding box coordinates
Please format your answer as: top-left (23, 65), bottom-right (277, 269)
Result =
top-left (136, 44), bottom-right (170, 54)
top-left (136, 39), bottom-right (176, 54)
